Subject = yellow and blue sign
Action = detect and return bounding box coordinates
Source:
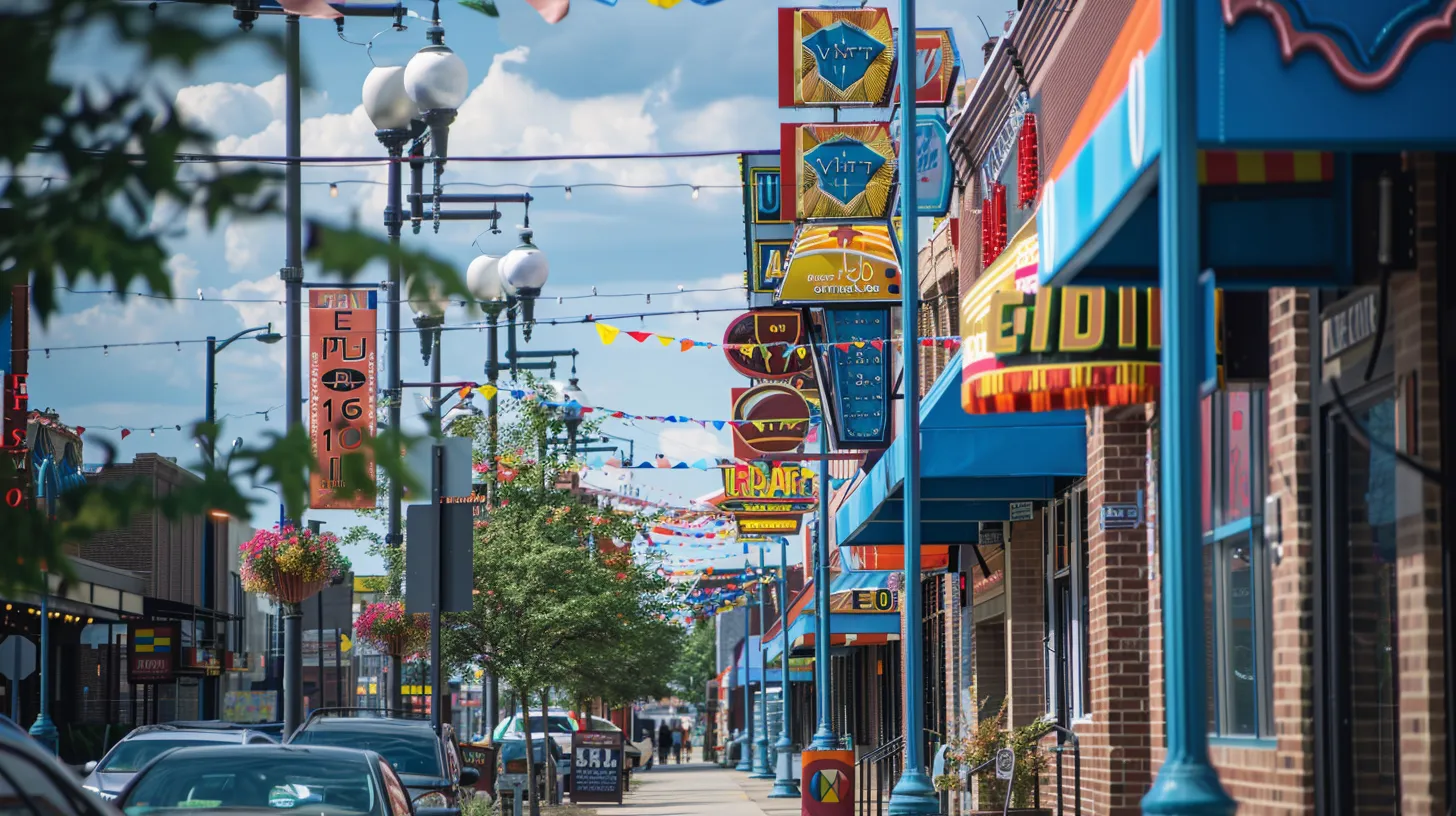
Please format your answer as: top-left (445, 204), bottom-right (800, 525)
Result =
top-left (778, 7), bottom-right (896, 108)
top-left (741, 153), bottom-right (795, 296)
top-left (777, 223), bottom-right (901, 306)
top-left (133, 628), bottom-right (172, 653)
top-left (782, 123), bottom-right (897, 221)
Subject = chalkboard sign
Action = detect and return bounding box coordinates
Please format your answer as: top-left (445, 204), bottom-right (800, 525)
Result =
top-left (458, 744), bottom-right (496, 794)
top-left (569, 731), bottom-right (624, 804)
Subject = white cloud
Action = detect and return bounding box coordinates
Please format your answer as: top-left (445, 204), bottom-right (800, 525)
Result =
top-left (219, 275), bottom-right (286, 338)
top-left (657, 425), bottom-right (732, 462)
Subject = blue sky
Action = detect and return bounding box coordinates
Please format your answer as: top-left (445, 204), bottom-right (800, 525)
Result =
top-left (29, 0), bottom-right (1010, 574)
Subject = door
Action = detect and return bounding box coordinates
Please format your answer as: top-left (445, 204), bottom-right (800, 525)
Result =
top-left (1322, 385), bottom-right (1401, 814)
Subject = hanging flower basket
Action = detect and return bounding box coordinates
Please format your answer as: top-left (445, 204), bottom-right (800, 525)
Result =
top-left (239, 525), bottom-right (350, 605)
top-left (356, 601), bottom-right (430, 658)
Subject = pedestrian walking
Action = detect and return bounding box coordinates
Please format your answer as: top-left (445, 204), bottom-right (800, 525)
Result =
top-left (656, 722), bottom-right (672, 766)
top-left (671, 725), bottom-right (683, 763)
top-left (683, 729), bottom-right (694, 763)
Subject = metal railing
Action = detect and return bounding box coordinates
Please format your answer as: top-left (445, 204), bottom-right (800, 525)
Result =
top-left (959, 723), bottom-right (1081, 816)
top-left (855, 736), bottom-right (904, 816)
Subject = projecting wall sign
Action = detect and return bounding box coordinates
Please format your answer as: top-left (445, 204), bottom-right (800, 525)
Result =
top-left (777, 223), bottom-right (902, 306)
top-left (782, 122), bottom-right (897, 221)
top-left (820, 309), bottom-right (891, 449)
top-left (722, 310), bottom-right (811, 380)
top-left (778, 7), bottom-right (896, 108)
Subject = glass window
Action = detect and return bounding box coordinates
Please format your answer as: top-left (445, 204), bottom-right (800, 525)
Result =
top-left (1202, 386), bottom-right (1274, 738)
top-left (0, 746), bottom-right (100, 816)
top-left (99, 739), bottom-right (221, 773)
top-left (288, 729), bottom-right (442, 777)
top-left (1044, 487), bottom-right (1089, 723)
top-left (120, 752), bottom-right (377, 815)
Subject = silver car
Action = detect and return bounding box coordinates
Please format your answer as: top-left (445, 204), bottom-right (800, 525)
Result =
top-left (81, 722), bottom-right (276, 800)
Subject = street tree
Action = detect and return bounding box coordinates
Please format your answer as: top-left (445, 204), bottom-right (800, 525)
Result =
top-left (669, 617), bottom-right (716, 708)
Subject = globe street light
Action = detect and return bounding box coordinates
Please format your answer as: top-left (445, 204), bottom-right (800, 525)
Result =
top-left (499, 228), bottom-right (548, 341)
top-left (403, 0), bottom-right (468, 229)
top-left (554, 377), bottom-right (589, 456)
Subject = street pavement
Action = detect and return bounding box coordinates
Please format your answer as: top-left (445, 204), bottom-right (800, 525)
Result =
top-left (583, 761), bottom-right (801, 816)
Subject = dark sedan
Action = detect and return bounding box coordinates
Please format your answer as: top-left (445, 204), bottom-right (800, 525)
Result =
top-left (285, 714), bottom-right (476, 808)
top-left (114, 744), bottom-right (457, 816)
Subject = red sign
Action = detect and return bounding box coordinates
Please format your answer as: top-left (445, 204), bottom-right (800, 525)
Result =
top-left (128, 622), bottom-right (178, 683)
top-left (721, 311), bottom-right (811, 380)
top-left (309, 290), bottom-right (378, 509)
top-left (730, 384), bottom-right (811, 459)
top-left (891, 30), bottom-right (962, 107)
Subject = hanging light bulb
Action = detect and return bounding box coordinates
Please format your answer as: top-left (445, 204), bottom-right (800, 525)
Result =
top-left (150, 429), bottom-right (155, 437)
top-left (691, 186), bottom-right (700, 201)
top-left (564, 187), bottom-right (572, 201)
top-left (329, 183), bottom-right (339, 198)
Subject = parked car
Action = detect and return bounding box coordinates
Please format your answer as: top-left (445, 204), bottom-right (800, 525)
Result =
top-left (492, 735), bottom-right (563, 809)
top-left (0, 722), bottom-right (118, 816)
top-left (490, 710), bottom-right (577, 754)
top-left (81, 722), bottom-right (277, 800)
top-left (285, 709), bottom-right (477, 808)
top-left (112, 744), bottom-right (461, 816)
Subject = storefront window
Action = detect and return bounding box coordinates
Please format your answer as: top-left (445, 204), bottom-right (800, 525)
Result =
top-left (1202, 386), bottom-right (1274, 738)
top-left (1044, 486), bottom-right (1089, 723)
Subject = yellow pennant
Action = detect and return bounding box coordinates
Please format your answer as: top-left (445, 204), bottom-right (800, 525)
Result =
top-left (796, 347), bottom-right (808, 359)
top-left (596, 323), bottom-right (621, 345)
top-left (647, 0), bottom-right (684, 6)
top-left (475, 384), bottom-right (498, 401)
top-left (658, 335), bottom-right (675, 347)
top-left (739, 345), bottom-right (755, 359)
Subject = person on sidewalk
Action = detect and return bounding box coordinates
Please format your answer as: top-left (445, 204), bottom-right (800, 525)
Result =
top-left (671, 725), bottom-right (684, 763)
top-left (683, 729), bottom-right (693, 763)
top-left (657, 722), bottom-right (672, 766)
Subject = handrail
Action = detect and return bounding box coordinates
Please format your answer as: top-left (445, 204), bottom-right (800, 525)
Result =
top-left (958, 723), bottom-right (1080, 816)
top-left (861, 735), bottom-right (904, 764)
top-left (856, 736), bottom-right (904, 816)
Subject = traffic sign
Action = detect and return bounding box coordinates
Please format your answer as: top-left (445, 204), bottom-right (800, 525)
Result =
top-left (0, 636), bottom-right (37, 681)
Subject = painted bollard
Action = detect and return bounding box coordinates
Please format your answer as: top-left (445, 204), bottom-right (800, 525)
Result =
top-left (802, 749), bottom-right (854, 816)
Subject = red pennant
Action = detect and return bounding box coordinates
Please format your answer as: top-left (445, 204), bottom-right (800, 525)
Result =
top-left (835, 342), bottom-right (852, 352)
top-left (920, 338), bottom-right (934, 346)
top-left (75, 426), bottom-right (85, 435)
top-left (627, 331), bottom-right (653, 343)
top-left (120, 429), bottom-right (132, 440)
top-left (943, 338), bottom-right (959, 349)
top-left (871, 340), bottom-right (884, 351)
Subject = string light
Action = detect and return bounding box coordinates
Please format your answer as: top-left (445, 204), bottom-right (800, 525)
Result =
top-left (564, 187), bottom-right (572, 200)
top-left (691, 186), bottom-right (700, 201)
top-left (57, 283), bottom-right (744, 306)
top-left (329, 183), bottom-right (339, 198)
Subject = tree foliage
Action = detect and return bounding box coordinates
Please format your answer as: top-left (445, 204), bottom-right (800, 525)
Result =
top-left (668, 618), bottom-right (716, 707)
top-left (0, 0), bottom-right (485, 596)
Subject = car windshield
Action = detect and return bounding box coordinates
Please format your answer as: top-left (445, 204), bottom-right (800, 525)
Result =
top-left (289, 729), bottom-right (442, 777)
top-left (99, 738), bottom-right (223, 773)
top-left (121, 752), bottom-right (377, 816)
top-left (514, 716), bottom-right (574, 734)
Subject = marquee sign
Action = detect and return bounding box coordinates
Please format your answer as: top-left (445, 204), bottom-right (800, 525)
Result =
top-left (829, 588), bottom-right (899, 613)
top-left (735, 515), bottom-right (805, 536)
top-left (778, 7), bottom-right (896, 108)
top-left (777, 223), bottom-right (901, 306)
top-left (309, 289), bottom-right (378, 509)
top-left (892, 29), bottom-right (962, 107)
top-left (782, 122), bottom-right (897, 222)
top-left (721, 462), bottom-right (816, 504)
top-left (722, 311), bottom-right (812, 380)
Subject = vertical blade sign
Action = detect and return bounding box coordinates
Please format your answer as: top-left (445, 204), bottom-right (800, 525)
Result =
top-left (309, 289), bottom-right (378, 509)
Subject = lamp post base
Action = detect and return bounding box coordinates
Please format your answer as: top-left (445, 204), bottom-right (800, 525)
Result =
top-left (768, 737), bottom-right (800, 797)
top-left (1141, 758), bottom-right (1236, 815)
top-left (751, 737), bottom-right (772, 777)
top-left (27, 716), bottom-right (58, 755)
top-left (887, 770), bottom-right (940, 816)
top-left (809, 724), bottom-right (839, 752)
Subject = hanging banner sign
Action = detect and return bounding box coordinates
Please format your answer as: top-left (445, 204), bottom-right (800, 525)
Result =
top-left (778, 7), bottom-right (896, 108)
top-left (128, 622), bottom-right (178, 683)
top-left (722, 311), bottom-right (812, 380)
top-left (309, 289), bottom-right (378, 509)
top-left (777, 223), bottom-right (902, 306)
top-left (742, 154), bottom-right (795, 295)
top-left (782, 122), bottom-right (897, 222)
top-left (819, 309), bottom-right (891, 448)
top-left (980, 91), bottom-right (1031, 196)
top-left (730, 384), bottom-right (812, 458)
top-left (906, 114), bottom-right (953, 217)
top-left (892, 29), bottom-right (963, 107)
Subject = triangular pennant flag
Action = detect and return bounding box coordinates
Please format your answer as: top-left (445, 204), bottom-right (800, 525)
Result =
top-left (871, 339), bottom-right (884, 351)
top-left (680, 339), bottom-right (695, 352)
top-left (658, 335), bottom-right (675, 347)
top-left (712, 420), bottom-right (726, 431)
top-left (835, 342), bottom-right (852, 352)
top-left (920, 338), bottom-right (934, 346)
top-left (627, 331), bottom-right (653, 343)
top-left (739, 345), bottom-right (755, 359)
top-left (120, 428), bottom-right (132, 440)
top-left (458, 386), bottom-right (473, 399)
top-left (596, 323), bottom-right (621, 344)
top-left (752, 421), bottom-right (768, 431)
top-left (796, 346), bottom-right (809, 359)
top-left (943, 338), bottom-right (958, 349)
top-left (691, 459), bottom-right (708, 470)
top-left (475, 384), bottom-right (498, 401)
top-left (853, 341), bottom-right (866, 348)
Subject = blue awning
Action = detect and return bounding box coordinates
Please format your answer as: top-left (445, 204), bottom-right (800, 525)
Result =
top-left (732, 635), bottom-right (813, 687)
top-left (763, 611), bottom-right (900, 664)
top-left (835, 354), bottom-right (1086, 549)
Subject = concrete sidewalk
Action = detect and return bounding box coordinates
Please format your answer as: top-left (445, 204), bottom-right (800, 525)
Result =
top-left (582, 763), bottom-right (801, 816)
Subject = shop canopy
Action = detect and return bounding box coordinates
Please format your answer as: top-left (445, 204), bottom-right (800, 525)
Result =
top-left (834, 353), bottom-right (1085, 550)
top-left (762, 571), bottom-right (902, 664)
top-left (731, 635), bottom-right (812, 687)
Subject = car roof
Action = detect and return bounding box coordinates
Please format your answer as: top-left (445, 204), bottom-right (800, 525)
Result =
top-left (302, 716), bottom-right (438, 731)
top-left (124, 729), bottom-right (251, 742)
top-left (152, 744), bottom-right (376, 761)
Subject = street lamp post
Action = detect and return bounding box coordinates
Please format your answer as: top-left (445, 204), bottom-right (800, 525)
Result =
top-left (888, 0), bottom-right (939, 811)
top-left (736, 575), bottom-right (754, 773)
top-left (809, 417), bottom-right (837, 752)
top-left (769, 534), bottom-right (800, 798)
top-left (203, 324), bottom-right (281, 720)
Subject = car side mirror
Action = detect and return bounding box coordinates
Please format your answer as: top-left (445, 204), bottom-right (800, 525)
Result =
top-left (83, 761), bottom-right (98, 773)
top-left (459, 767), bottom-right (480, 786)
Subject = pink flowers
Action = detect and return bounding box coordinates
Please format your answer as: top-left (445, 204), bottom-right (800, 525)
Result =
top-left (356, 601), bottom-right (430, 658)
top-left (238, 525), bottom-right (350, 603)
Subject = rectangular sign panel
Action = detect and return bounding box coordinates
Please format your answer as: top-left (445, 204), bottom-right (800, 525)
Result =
top-left (742, 154), bottom-right (796, 296)
top-left (736, 515), bottom-right (804, 536)
top-left (782, 122), bottom-right (897, 222)
top-left (722, 462), bottom-right (816, 501)
top-left (778, 7), bottom-right (896, 108)
top-left (892, 29), bottom-right (962, 107)
top-left (822, 309), bottom-right (891, 448)
top-left (571, 731), bottom-right (625, 805)
top-left (129, 622), bottom-right (178, 683)
top-left (309, 289), bottom-right (378, 509)
top-left (777, 223), bottom-right (902, 306)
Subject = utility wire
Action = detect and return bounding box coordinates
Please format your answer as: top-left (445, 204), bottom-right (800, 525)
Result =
top-left (56, 283), bottom-right (746, 305)
top-left (27, 145), bottom-right (777, 165)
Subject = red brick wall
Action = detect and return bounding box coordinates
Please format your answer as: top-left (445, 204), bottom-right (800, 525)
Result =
top-left (1006, 520), bottom-right (1045, 729)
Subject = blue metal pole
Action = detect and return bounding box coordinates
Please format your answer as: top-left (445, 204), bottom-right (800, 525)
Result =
top-left (888, 0), bottom-right (937, 812)
top-left (28, 589), bottom-right (58, 754)
top-left (1141, 0), bottom-right (1234, 812)
top-left (770, 536), bottom-right (801, 797)
top-left (752, 545), bottom-right (774, 778)
top-left (809, 415), bottom-right (837, 750)
top-left (736, 583), bottom-right (753, 772)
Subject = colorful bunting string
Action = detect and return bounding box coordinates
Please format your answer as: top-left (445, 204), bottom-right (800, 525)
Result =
top-left (591, 321), bottom-right (964, 357)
